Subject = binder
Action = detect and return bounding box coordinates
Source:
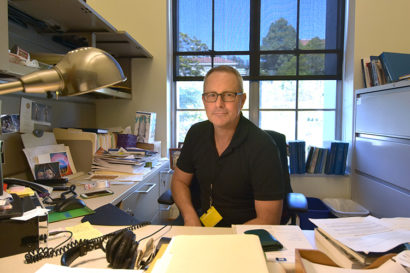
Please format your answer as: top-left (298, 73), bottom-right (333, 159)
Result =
top-left (379, 52), bottom-right (410, 82)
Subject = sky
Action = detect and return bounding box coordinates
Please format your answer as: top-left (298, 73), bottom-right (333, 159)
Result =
top-left (178, 0), bottom-right (328, 51)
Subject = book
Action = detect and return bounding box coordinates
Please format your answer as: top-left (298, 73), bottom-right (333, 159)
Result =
top-left (324, 142), bottom-right (335, 174)
top-left (341, 142), bottom-right (349, 175)
top-left (370, 56), bottom-right (380, 86)
top-left (332, 141), bottom-right (349, 175)
top-left (305, 146), bottom-right (314, 173)
top-left (307, 147), bottom-right (319, 174)
top-left (297, 141), bottom-right (306, 174)
top-left (314, 229), bottom-right (362, 268)
top-left (379, 52), bottom-right (410, 83)
top-left (360, 58), bottom-right (373, 88)
top-left (319, 148), bottom-right (328, 174)
top-left (288, 141), bottom-right (299, 174)
top-left (314, 148), bottom-right (324, 174)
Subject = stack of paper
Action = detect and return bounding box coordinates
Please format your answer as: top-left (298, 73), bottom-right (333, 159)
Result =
top-left (91, 148), bottom-right (149, 174)
top-left (311, 216), bottom-right (410, 268)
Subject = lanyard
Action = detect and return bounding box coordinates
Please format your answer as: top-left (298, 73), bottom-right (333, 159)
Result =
top-left (209, 183), bottom-right (213, 208)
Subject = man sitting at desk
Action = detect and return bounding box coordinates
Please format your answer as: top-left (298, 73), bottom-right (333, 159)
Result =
top-left (171, 65), bottom-right (285, 227)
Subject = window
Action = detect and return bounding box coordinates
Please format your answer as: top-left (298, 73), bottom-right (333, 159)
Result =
top-left (172, 0), bottom-right (345, 146)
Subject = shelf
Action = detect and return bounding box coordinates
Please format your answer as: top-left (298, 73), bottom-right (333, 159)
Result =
top-left (1, 0), bottom-right (153, 99)
top-left (8, 0), bottom-right (152, 58)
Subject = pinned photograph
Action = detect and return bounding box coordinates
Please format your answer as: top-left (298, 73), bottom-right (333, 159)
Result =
top-left (19, 97), bottom-right (52, 133)
top-left (1, 114), bottom-right (20, 133)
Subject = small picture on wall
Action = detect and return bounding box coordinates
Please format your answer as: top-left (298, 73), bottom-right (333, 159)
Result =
top-left (169, 148), bottom-right (182, 170)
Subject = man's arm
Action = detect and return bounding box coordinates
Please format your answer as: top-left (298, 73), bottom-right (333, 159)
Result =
top-left (244, 199), bottom-right (283, 225)
top-left (171, 167), bottom-right (201, 226)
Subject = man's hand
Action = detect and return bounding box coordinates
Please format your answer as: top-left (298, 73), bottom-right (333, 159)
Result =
top-left (183, 216), bottom-right (202, 226)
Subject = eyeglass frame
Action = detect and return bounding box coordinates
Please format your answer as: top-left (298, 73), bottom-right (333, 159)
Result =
top-left (202, 91), bottom-right (244, 102)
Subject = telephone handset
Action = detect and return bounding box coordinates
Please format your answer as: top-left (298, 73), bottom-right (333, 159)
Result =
top-left (3, 178), bottom-right (52, 195)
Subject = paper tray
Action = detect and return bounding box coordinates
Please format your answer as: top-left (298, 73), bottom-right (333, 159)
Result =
top-left (295, 249), bottom-right (396, 273)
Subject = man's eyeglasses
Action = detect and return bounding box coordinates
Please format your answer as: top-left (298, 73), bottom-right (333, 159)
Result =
top-left (202, 91), bottom-right (243, 102)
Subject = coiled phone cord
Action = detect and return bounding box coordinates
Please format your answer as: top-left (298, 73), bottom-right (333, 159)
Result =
top-left (25, 222), bottom-right (150, 264)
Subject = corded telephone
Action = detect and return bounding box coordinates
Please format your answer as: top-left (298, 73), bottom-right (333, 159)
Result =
top-left (4, 178), bottom-right (52, 195)
top-left (25, 222), bottom-right (157, 269)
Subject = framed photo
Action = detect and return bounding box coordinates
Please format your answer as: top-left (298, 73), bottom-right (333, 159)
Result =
top-left (34, 162), bottom-right (61, 180)
top-left (169, 148), bottom-right (182, 170)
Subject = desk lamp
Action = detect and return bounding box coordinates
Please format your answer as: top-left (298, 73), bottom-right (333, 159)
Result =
top-left (0, 47), bottom-right (126, 197)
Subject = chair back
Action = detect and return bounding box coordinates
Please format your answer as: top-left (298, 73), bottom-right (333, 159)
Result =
top-left (264, 130), bottom-right (293, 224)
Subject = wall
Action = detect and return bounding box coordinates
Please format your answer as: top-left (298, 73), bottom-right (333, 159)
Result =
top-left (291, 175), bottom-right (351, 199)
top-left (353, 0), bottom-right (410, 91)
top-left (0, 94), bottom-right (96, 177)
top-left (87, 0), bottom-right (170, 157)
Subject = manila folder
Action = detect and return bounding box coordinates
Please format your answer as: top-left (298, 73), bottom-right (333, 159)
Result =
top-left (151, 234), bottom-right (269, 273)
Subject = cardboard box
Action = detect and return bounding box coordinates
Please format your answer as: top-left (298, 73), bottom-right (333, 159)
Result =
top-left (134, 111), bottom-right (156, 143)
top-left (136, 141), bottom-right (161, 154)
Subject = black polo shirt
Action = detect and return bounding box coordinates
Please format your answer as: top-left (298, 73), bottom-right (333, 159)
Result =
top-left (177, 114), bottom-right (285, 226)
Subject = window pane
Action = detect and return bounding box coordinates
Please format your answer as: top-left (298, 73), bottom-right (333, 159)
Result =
top-left (298, 110), bottom-right (335, 146)
top-left (214, 0), bottom-right (249, 51)
top-left (177, 56), bottom-right (210, 76)
top-left (299, 0), bottom-right (340, 50)
top-left (299, 53), bottom-right (338, 75)
top-left (177, 0), bottom-right (211, 52)
top-left (299, 0), bottom-right (326, 50)
top-left (260, 81), bottom-right (296, 109)
top-left (260, 111), bottom-right (295, 141)
top-left (177, 82), bottom-right (203, 109)
top-left (242, 81), bottom-right (250, 109)
top-left (216, 55), bottom-right (250, 76)
top-left (299, 80), bottom-right (336, 109)
top-left (260, 0), bottom-right (297, 50)
top-left (260, 54), bottom-right (296, 76)
top-left (177, 111), bottom-right (207, 142)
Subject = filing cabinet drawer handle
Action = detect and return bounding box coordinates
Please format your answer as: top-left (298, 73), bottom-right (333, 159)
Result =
top-left (136, 183), bottom-right (156, 193)
top-left (160, 169), bottom-right (173, 175)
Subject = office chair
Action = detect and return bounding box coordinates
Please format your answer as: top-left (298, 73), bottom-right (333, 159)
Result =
top-left (158, 130), bottom-right (308, 225)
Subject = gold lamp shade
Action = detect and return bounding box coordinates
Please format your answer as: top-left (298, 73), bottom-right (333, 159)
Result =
top-left (0, 47), bottom-right (126, 96)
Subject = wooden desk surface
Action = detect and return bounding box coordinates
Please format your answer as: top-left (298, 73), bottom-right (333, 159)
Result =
top-left (0, 159), bottom-right (314, 273)
top-left (0, 225), bottom-right (314, 273)
top-left (0, 225), bottom-right (232, 272)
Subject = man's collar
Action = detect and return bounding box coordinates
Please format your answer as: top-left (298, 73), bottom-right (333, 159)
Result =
top-left (228, 113), bottom-right (249, 149)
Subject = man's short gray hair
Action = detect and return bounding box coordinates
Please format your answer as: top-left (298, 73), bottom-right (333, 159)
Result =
top-left (203, 65), bottom-right (244, 92)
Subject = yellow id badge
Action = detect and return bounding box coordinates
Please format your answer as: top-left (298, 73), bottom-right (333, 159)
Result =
top-left (200, 206), bottom-right (223, 227)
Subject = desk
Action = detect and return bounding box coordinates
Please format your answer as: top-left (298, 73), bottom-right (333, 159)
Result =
top-left (0, 158), bottom-right (314, 273)
top-left (51, 158), bottom-right (170, 225)
top-left (0, 224), bottom-right (313, 273)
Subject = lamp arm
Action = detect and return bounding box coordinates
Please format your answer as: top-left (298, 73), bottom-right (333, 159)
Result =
top-left (0, 81), bottom-right (24, 95)
top-left (20, 69), bottom-right (63, 94)
top-left (0, 69), bottom-right (63, 96)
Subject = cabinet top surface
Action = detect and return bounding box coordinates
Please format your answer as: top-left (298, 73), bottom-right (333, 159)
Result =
top-left (356, 80), bottom-right (410, 96)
